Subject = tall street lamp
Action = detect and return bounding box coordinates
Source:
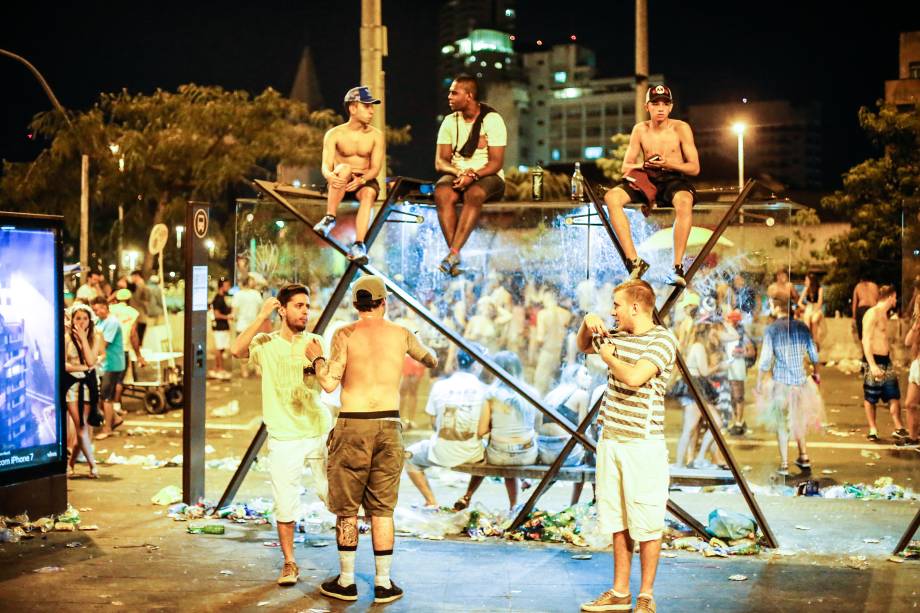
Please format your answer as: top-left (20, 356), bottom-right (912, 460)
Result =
top-left (732, 122), bottom-right (746, 190)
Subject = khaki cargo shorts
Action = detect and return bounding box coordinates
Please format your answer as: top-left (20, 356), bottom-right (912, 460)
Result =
top-left (327, 418), bottom-right (404, 517)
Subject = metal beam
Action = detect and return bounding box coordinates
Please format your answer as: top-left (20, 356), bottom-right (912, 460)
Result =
top-left (893, 508), bottom-right (920, 555)
top-left (583, 180), bottom-right (778, 548)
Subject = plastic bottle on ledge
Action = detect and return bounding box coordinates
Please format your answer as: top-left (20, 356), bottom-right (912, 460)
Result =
top-left (531, 162), bottom-right (544, 201)
top-left (570, 161), bottom-right (584, 201)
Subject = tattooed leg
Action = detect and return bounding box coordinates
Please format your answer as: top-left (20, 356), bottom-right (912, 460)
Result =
top-left (336, 516), bottom-right (359, 548)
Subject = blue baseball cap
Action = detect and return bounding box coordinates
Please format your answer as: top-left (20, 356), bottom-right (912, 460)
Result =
top-left (344, 86), bottom-right (381, 105)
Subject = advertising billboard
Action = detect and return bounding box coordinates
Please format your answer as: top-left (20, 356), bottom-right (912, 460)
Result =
top-left (0, 213), bottom-right (64, 485)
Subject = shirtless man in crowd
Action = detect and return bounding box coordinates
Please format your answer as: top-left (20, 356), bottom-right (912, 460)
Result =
top-left (861, 285), bottom-right (907, 442)
top-left (604, 85), bottom-right (700, 287)
top-left (313, 86), bottom-right (385, 265)
top-left (309, 275), bottom-right (437, 604)
top-left (852, 275), bottom-right (880, 341)
top-left (767, 270), bottom-right (799, 314)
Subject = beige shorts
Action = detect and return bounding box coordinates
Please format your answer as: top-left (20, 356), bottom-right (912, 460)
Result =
top-left (596, 437), bottom-right (670, 542)
top-left (213, 330), bottom-right (231, 351)
top-left (267, 435), bottom-right (328, 523)
top-left (910, 359), bottom-right (920, 387)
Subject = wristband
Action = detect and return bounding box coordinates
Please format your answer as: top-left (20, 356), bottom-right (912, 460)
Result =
top-left (311, 356), bottom-right (326, 367)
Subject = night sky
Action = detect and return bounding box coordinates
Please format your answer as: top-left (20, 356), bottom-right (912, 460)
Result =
top-left (1, 1), bottom-right (917, 190)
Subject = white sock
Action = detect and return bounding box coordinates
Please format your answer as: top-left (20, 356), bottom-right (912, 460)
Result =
top-left (337, 549), bottom-right (356, 586)
top-left (374, 550), bottom-right (393, 588)
top-left (612, 589), bottom-right (629, 598)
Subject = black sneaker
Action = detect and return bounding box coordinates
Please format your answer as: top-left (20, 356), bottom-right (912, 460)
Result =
top-left (347, 241), bottom-right (368, 264)
top-left (319, 576), bottom-right (358, 601)
top-left (626, 257), bottom-right (650, 280)
top-left (374, 581), bottom-right (404, 604)
top-left (893, 428), bottom-right (909, 440)
top-left (867, 431), bottom-right (880, 442)
top-left (895, 437), bottom-right (919, 448)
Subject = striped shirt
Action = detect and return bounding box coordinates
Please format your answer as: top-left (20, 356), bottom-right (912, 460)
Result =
top-left (596, 325), bottom-right (678, 440)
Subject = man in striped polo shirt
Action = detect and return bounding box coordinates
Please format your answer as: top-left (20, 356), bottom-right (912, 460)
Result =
top-left (577, 279), bottom-right (678, 613)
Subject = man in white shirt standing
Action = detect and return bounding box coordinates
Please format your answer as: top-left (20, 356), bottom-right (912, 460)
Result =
top-left (404, 347), bottom-right (489, 507)
top-left (230, 284), bottom-right (331, 589)
top-left (434, 74), bottom-right (506, 276)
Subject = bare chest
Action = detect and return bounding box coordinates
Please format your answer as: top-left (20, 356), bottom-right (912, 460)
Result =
top-left (639, 128), bottom-right (683, 159)
top-left (335, 130), bottom-right (375, 158)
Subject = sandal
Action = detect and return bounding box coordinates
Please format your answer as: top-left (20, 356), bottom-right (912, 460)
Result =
top-left (794, 456), bottom-right (811, 471)
top-left (88, 466), bottom-right (100, 479)
top-left (452, 495), bottom-right (472, 512)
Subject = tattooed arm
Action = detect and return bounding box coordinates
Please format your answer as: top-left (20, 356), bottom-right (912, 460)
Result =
top-left (311, 326), bottom-right (350, 392)
top-left (405, 327), bottom-right (438, 369)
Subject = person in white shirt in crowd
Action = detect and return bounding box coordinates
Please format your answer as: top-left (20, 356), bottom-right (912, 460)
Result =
top-left (405, 345), bottom-right (489, 508)
top-left (233, 276), bottom-right (264, 378)
top-left (75, 269), bottom-right (104, 303)
top-left (109, 288), bottom-right (146, 415)
top-left (452, 351), bottom-right (538, 511)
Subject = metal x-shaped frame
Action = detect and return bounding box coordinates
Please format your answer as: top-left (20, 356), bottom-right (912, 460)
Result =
top-left (564, 179), bottom-right (779, 548)
top-left (219, 177), bottom-right (600, 513)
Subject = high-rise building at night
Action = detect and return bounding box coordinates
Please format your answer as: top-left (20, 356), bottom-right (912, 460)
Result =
top-left (520, 43), bottom-right (664, 166)
top-left (885, 31), bottom-right (920, 110)
top-left (437, 0), bottom-right (518, 101)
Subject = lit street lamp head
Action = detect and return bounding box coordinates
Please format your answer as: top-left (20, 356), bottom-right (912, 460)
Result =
top-left (732, 122), bottom-right (747, 136)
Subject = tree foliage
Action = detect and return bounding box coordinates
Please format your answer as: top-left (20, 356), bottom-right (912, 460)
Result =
top-left (0, 84), bottom-right (341, 268)
top-left (821, 102), bottom-right (920, 288)
top-left (595, 133), bottom-right (631, 183)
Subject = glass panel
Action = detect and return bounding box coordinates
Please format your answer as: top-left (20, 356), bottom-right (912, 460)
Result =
top-left (226, 185), bottom-right (812, 523)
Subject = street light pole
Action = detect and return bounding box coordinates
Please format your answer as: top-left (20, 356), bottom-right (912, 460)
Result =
top-left (0, 48), bottom-right (89, 273)
top-left (732, 122), bottom-right (746, 190)
top-left (360, 0), bottom-right (387, 189)
top-left (634, 0), bottom-right (649, 125)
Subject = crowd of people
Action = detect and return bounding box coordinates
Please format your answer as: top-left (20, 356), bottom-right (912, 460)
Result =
top-left (61, 268), bottom-right (165, 477)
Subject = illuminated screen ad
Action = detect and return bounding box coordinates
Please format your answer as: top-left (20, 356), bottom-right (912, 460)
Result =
top-left (0, 224), bottom-right (62, 474)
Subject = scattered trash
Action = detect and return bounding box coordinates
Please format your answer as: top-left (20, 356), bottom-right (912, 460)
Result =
top-left (706, 509), bottom-right (755, 540)
top-left (151, 485), bottom-right (182, 506)
top-left (65, 541), bottom-right (83, 548)
top-left (820, 478), bottom-right (916, 501)
top-left (257, 602), bottom-right (270, 608)
top-left (845, 555), bottom-right (869, 570)
top-left (821, 469), bottom-right (837, 475)
top-left (210, 400), bottom-right (240, 418)
top-left (54, 522), bottom-right (76, 532)
top-left (571, 554), bottom-right (592, 560)
top-left (863, 538), bottom-right (881, 544)
top-left (794, 525), bottom-right (811, 531)
top-left (888, 556), bottom-right (906, 564)
top-left (310, 542), bottom-right (330, 548)
top-left (859, 450), bottom-right (881, 461)
top-left (772, 549), bottom-right (797, 557)
top-left (263, 542), bottom-right (280, 548)
top-left (795, 480), bottom-right (821, 497)
top-left (187, 524), bottom-right (225, 535)
top-left (33, 566), bottom-right (63, 573)
top-left (661, 551), bottom-right (678, 558)
top-left (79, 525), bottom-right (99, 531)
top-left (204, 444), bottom-right (216, 455)
top-left (110, 602), bottom-right (124, 607)
top-left (219, 570), bottom-right (234, 575)
top-left (728, 574), bottom-right (748, 581)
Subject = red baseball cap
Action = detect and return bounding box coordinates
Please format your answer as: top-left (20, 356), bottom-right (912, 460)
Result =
top-left (646, 85), bottom-right (672, 104)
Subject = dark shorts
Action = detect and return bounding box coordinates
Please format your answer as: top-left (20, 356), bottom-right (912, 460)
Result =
top-left (100, 369), bottom-right (126, 401)
top-left (339, 175), bottom-right (382, 202)
top-left (617, 171), bottom-right (697, 207)
top-left (863, 355), bottom-right (900, 403)
top-left (435, 173), bottom-right (505, 203)
top-left (327, 414), bottom-right (404, 517)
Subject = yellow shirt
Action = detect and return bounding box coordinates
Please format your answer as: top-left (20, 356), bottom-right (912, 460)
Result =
top-left (249, 331), bottom-right (331, 440)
